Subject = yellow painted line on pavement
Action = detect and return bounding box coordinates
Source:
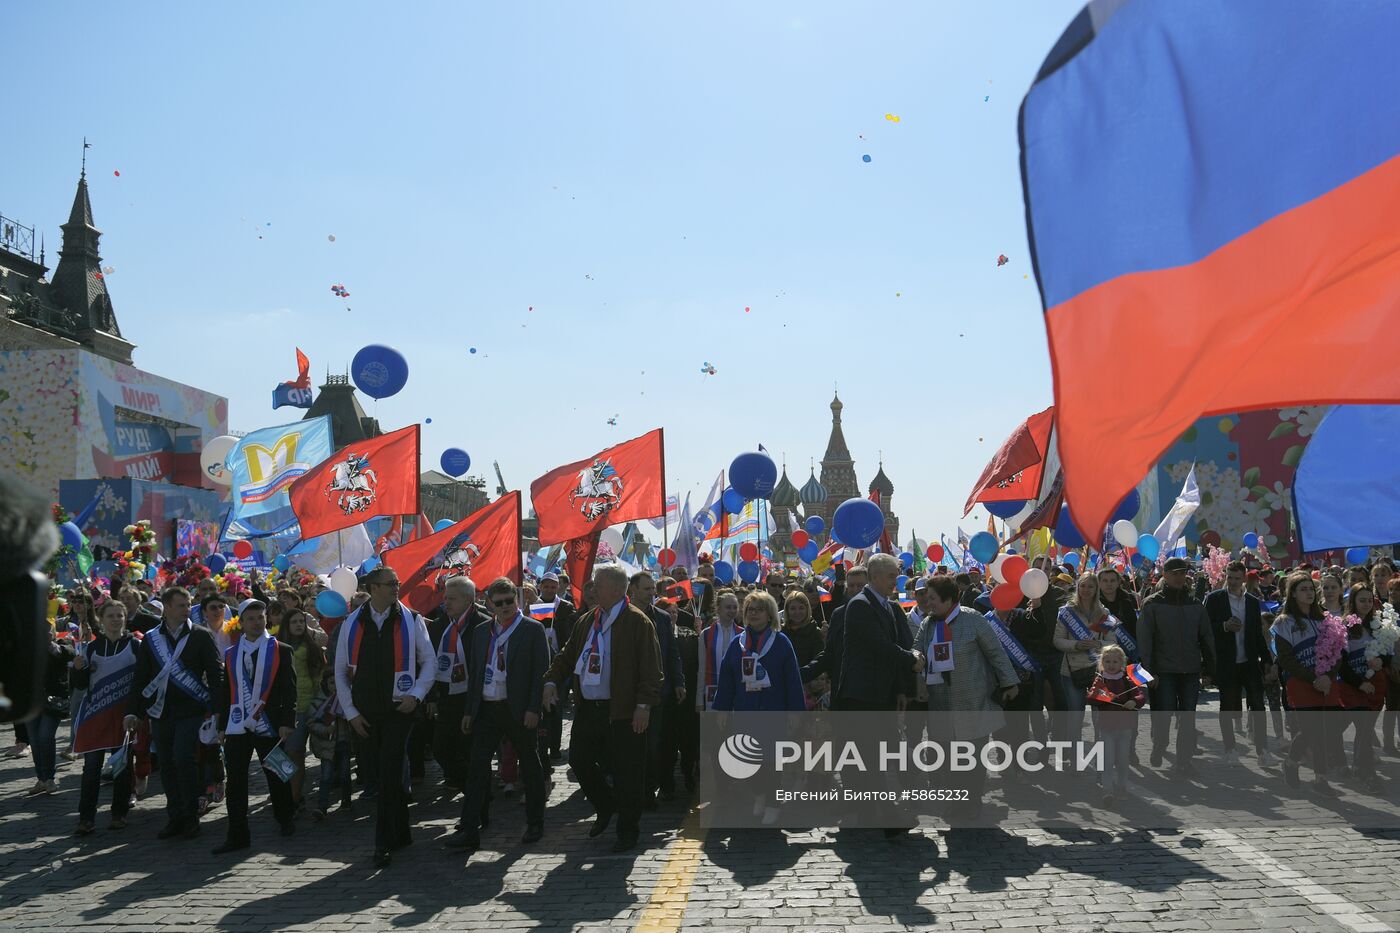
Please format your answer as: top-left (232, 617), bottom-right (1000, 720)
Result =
top-left (634, 808), bottom-right (707, 933)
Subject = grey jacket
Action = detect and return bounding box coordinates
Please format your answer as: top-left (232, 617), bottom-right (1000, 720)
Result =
top-left (1138, 587), bottom-right (1216, 676)
top-left (915, 607), bottom-right (1019, 741)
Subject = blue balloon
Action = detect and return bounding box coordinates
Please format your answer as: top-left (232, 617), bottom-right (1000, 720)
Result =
top-left (899, 551), bottom-right (914, 571)
top-left (1136, 534), bottom-right (1161, 561)
top-left (272, 555), bottom-right (290, 572)
top-left (315, 590), bottom-right (349, 617)
top-left (713, 560), bottom-right (735, 584)
top-left (798, 541), bottom-right (819, 563)
top-left (440, 448), bottom-right (472, 477)
top-left (804, 515), bottom-right (825, 537)
top-left (146, 564), bottom-right (159, 580)
top-left (729, 451), bottom-right (778, 500)
top-left (984, 499), bottom-right (1028, 520)
top-left (208, 553), bottom-right (228, 573)
top-left (1112, 489), bottom-right (1141, 523)
top-left (59, 521), bottom-right (83, 550)
top-left (1242, 532), bottom-right (1259, 549)
top-left (737, 560), bottom-right (760, 584)
top-left (696, 512), bottom-right (714, 533)
top-left (1131, 552), bottom-right (1146, 568)
top-left (1062, 551), bottom-right (1081, 567)
top-left (350, 344), bottom-right (410, 399)
top-left (832, 498), bottom-right (884, 550)
top-left (434, 518), bottom-right (456, 531)
top-left (1088, 552), bottom-right (1100, 568)
top-left (360, 556), bottom-right (381, 573)
top-left (1054, 506), bottom-right (1087, 549)
top-left (1006, 547), bottom-right (1018, 555)
top-left (722, 487), bottom-right (747, 515)
top-left (969, 531), bottom-right (999, 564)
top-left (1346, 546), bottom-right (1370, 565)
top-left (896, 574), bottom-right (909, 590)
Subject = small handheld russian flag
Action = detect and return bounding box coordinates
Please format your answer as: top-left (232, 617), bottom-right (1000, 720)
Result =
top-left (529, 602), bottom-right (556, 622)
top-left (1126, 663), bottom-right (1153, 687)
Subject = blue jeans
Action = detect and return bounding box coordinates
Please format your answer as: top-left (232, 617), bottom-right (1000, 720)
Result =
top-left (26, 712), bottom-right (61, 782)
top-left (1150, 672), bottom-right (1200, 762)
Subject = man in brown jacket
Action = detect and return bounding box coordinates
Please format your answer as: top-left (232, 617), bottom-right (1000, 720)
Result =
top-left (542, 565), bottom-right (662, 852)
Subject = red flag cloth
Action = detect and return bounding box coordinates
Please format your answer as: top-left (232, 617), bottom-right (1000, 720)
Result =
top-left (375, 515), bottom-right (404, 554)
top-left (289, 425), bottom-right (421, 540)
top-left (963, 406), bottom-right (1054, 515)
top-left (530, 429), bottom-right (665, 546)
top-left (408, 511), bottom-right (432, 542)
top-left (291, 348), bottom-right (311, 389)
top-left (383, 492), bottom-right (522, 615)
top-left (563, 530), bottom-right (602, 606)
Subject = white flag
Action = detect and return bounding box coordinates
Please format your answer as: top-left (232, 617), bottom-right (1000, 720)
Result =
top-left (1153, 464), bottom-right (1200, 554)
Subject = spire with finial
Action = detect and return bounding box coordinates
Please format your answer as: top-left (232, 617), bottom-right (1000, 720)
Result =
top-left (52, 162), bottom-right (122, 342)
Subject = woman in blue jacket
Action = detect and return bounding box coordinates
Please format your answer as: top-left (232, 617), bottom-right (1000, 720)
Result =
top-left (714, 592), bottom-right (806, 712)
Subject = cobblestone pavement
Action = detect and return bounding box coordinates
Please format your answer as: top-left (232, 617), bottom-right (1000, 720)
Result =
top-left (3, 704), bottom-right (1400, 933)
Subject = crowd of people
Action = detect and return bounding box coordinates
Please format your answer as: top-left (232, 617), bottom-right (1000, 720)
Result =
top-left (11, 548), bottom-right (1400, 862)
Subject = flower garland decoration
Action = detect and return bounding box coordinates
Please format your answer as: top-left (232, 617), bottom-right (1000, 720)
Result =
top-left (1202, 545), bottom-right (1232, 590)
top-left (1365, 603), bottom-right (1400, 663)
top-left (117, 520), bottom-right (159, 584)
top-left (1315, 612), bottom-right (1349, 677)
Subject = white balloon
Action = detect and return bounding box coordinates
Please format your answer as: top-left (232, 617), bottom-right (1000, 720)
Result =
top-left (329, 567), bottom-right (358, 600)
top-left (201, 435), bottom-right (238, 486)
top-left (1019, 568), bottom-right (1050, 599)
top-left (988, 553), bottom-right (1011, 584)
top-left (598, 527), bottom-right (625, 556)
top-left (1112, 519), bottom-right (1138, 549)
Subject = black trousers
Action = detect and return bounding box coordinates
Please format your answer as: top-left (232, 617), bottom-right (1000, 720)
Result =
top-left (644, 701), bottom-right (668, 797)
top-left (1219, 664), bottom-right (1267, 753)
top-left (545, 700), bottom-right (565, 757)
top-left (432, 693), bottom-right (470, 788)
top-left (462, 701), bottom-right (545, 831)
top-left (569, 699), bottom-right (646, 837)
top-left (151, 715), bottom-right (202, 825)
top-left (659, 699), bottom-right (698, 792)
top-left (223, 732), bottom-right (296, 843)
top-left (79, 749), bottom-right (132, 823)
top-left (354, 710), bottom-right (415, 851)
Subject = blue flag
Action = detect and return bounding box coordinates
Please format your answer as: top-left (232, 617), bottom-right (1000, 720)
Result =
top-left (227, 416), bottom-right (333, 532)
top-left (272, 383), bottom-right (314, 410)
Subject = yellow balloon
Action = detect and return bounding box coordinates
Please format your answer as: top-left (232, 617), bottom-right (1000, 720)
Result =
top-left (885, 113), bottom-right (901, 123)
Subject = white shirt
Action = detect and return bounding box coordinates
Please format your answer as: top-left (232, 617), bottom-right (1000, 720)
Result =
top-left (333, 602), bottom-right (436, 721)
top-left (579, 600), bottom-right (626, 701)
top-left (1228, 589), bottom-right (1247, 663)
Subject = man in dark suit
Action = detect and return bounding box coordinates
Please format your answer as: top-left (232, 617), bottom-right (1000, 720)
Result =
top-left (536, 573), bottom-right (575, 761)
top-left (426, 576), bottom-right (488, 795)
top-left (799, 565), bottom-right (867, 695)
top-left (1205, 559), bottom-right (1272, 766)
top-left (836, 557), bottom-right (924, 711)
top-left (542, 565), bottom-right (662, 852)
top-left (211, 600), bottom-right (297, 855)
top-left (627, 572), bottom-right (685, 808)
top-left (445, 577), bottom-right (551, 851)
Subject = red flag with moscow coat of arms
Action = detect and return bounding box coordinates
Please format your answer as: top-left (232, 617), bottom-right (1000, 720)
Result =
top-left (383, 491), bottom-right (523, 615)
top-left (288, 425), bottom-right (420, 540)
top-left (530, 429), bottom-right (665, 546)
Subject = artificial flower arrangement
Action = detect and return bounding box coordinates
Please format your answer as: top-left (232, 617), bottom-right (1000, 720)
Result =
top-left (1202, 545), bottom-right (1232, 590)
top-left (44, 504), bottom-right (79, 580)
top-left (1315, 612), bottom-right (1349, 676)
top-left (113, 519), bottom-right (160, 584)
top-left (1365, 603), bottom-right (1400, 664)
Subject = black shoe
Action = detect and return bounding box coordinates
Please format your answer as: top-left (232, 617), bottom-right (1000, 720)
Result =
top-left (588, 808), bottom-right (614, 838)
top-left (658, 788), bottom-right (675, 802)
top-left (1283, 758), bottom-right (1301, 788)
top-left (1313, 779), bottom-right (1340, 798)
top-left (1174, 761), bottom-right (1198, 779)
top-left (373, 848), bottom-right (391, 867)
top-left (612, 832), bottom-right (638, 853)
top-left (182, 821), bottom-right (201, 839)
top-left (521, 824), bottom-right (543, 844)
top-left (443, 830), bottom-right (479, 851)
top-left (157, 820), bottom-right (183, 840)
top-left (279, 821), bottom-right (296, 837)
top-left (642, 794), bottom-right (658, 811)
top-left (1149, 750), bottom-right (1164, 768)
top-left (212, 838), bottom-right (250, 855)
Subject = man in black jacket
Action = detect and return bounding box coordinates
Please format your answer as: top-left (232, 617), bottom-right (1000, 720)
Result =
top-left (1205, 560), bottom-right (1271, 766)
top-left (426, 576), bottom-right (488, 794)
top-left (446, 577), bottom-right (551, 851)
top-left (836, 556), bottom-right (924, 709)
top-left (211, 600), bottom-right (297, 855)
top-left (536, 573), bottom-right (576, 761)
top-left (124, 587), bottom-right (223, 840)
top-left (798, 566), bottom-right (868, 699)
top-left (627, 573), bottom-right (685, 809)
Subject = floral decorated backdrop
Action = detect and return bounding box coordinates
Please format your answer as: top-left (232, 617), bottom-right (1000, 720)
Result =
top-left (1155, 406), bottom-right (1331, 563)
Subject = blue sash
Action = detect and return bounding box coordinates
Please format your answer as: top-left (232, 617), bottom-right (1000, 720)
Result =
top-left (1291, 632), bottom-right (1318, 672)
top-left (982, 612), bottom-right (1041, 674)
top-left (1345, 642), bottom-right (1371, 678)
top-left (1110, 619), bottom-right (1139, 662)
top-left (147, 624), bottom-right (211, 709)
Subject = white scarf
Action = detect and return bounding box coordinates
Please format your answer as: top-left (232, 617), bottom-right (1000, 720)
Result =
top-left (228, 633), bottom-right (277, 737)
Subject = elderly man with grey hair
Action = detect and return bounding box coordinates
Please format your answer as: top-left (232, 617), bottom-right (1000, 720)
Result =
top-left (837, 553), bottom-right (924, 712)
top-left (427, 576), bottom-right (489, 804)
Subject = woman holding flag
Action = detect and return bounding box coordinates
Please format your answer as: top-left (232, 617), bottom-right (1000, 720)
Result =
top-left (71, 600), bottom-right (140, 834)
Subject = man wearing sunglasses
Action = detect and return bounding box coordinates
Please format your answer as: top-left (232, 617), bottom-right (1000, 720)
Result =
top-left (333, 567), bottom-right (435, 868)
top-left (445, 577), bottom-right (550, 853)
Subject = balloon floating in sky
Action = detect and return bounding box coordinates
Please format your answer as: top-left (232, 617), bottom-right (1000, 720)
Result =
top-left (862, 154), bottom-right (872, 163)
top-left (996, 254), bottom-right (1009, 267)
top-left (700, 362), bottom-right (717, 376)
top-left (607, 416), bottom-right (618, 426)
top-left (469, 347), bottom-right (477, 354)
top-left (440, 448), bottom-right (471, 477)
top-left (425, 418), bottom-right (432, 424)
top-left (331, 283), bottom-right (350, 298)
top-left (102, 265), bottom-right (115, 275)
top-left (350, 344), bottom-right (409, 399)
top-left (113, 170), bottom-right (120, 177)
top-left (328, 234), bottom-right (336, 242)
top-left (884, 113), bottom-right (900, 123)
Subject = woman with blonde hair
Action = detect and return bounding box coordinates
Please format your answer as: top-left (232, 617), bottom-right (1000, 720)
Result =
top-left (1053, 573), bottom-right (1121, 750)
top-left (713, 592), bottom-right (805, 711)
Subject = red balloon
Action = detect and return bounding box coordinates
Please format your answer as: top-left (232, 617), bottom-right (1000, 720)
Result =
top-left (658, 547), bottom-right (677, 568)
top-left (1001, 555), bottom-right (1029, 586)
top-left (927, 543), bottom-right (945, 562)
top-left (1200, 530), bottom-right (1222, 548)
top-left (232, 540), bottom-right (253, 560)
top-left (739, 542), bottom-right (759, 562)
top-left (990, 582), bottom-right (1021, 612)
top-left (791, 530), bottom-right (810, 549)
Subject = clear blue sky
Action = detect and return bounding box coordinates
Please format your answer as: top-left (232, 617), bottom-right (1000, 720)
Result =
top-left (8, 1), bottom-right (1082, 542)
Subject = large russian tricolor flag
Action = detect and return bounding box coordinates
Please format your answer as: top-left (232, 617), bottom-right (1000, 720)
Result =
top-left (1021, 0), bottom-right (1400, 541)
